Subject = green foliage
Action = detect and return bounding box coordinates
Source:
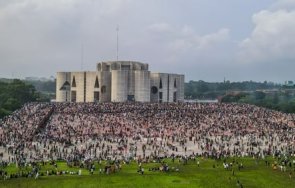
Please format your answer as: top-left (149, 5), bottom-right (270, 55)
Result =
top-left (0, 79), bottom-right (39, 119)
top-left (2, 98), bottom-right (21, 111)
top-left (24, 79), bottom-right (56, 101)
top-left (221, 91), bottom-right (295, 113)
top-left (0, 108), bottom-right (11, 118)
top-left (25, 80), bottom-right (56, 93)
top-left (185, 80), bottom-right (278, 99)
top-left (184, 80), bottom-right (295, 113)
top-left (1, 157), bottom-right (295, 188)
top-left (254, 91), bottom-right (266, 100)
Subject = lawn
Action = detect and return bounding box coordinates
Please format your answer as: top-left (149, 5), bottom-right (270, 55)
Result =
top-left (0, 157), bottom-right (294, 188)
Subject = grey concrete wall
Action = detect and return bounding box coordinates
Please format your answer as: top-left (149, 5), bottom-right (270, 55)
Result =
top-left (167, 74), bottom-right (176, 102)
top-left (159, 74), bottom-right (169, 102)
top-left (100, 71), bottom-right (111, 102)
top-left (150, 73), bottom-right (159, 102)
top-left (56, 72), bottom-right (71, 102)
top-left (85, 72), bottom-right (101, 102)
top-left (127, 71), bottom-right (135, 97)
top-left (57, 61), bottom-right (184, 103)
top-left (150, 73), bottom-right (168, 102)
top-left (111, 70), bottom-right (128, 102)
top-left (178, 75), bottom-right (185, 101)
top-left (70, 72), bottom-right (85, 102)
top-left (150, 73), bottom-right (184, 102)
top-left (135, 70), bottom-right (150, 102)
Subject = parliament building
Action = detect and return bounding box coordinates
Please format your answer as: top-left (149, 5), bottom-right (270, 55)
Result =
top-left (56, 61), bottom-right (184, 103)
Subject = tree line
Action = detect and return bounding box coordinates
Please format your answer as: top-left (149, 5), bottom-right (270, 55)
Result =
top-left (0, 79), bottom-right (50, 119)
top-left (221, 91), bottom-right (295, 113)
top-left (185, 80), bottom-right (295, 113)
top-left (185, 80), bottom-right (280, 99)
top-left (0, 79), bottom-right (55, 119)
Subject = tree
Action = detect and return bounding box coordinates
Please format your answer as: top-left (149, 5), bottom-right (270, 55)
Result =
top-left (0, 79), bottom-right (39, 119)
top-left (254, 91), bottom-right (266, 100)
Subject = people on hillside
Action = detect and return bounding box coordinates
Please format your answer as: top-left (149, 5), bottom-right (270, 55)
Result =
top-left (0, 102), bottom-right (294, 163)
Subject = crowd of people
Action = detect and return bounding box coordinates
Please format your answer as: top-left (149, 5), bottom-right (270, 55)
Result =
top-left (0, 102), bottom-right (295, 163)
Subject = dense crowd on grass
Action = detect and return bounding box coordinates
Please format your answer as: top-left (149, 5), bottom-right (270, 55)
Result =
top-left (0, 102), bottom-right (295, 186)
top-left (1, 102), bottom-right (295, 165)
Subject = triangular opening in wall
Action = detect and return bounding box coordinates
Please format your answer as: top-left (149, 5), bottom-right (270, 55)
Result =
top-left (72, 76), bottom-right (76, 87)
top-left (94, 76), bottom-right (99, 88)
top-left (159, 78), bottom-right (163, 89)
top-left (60, 81), bottom-right (70, 90)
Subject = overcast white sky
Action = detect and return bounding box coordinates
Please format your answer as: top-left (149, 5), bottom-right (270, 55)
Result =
top-left (0, 0), bottom-right (295, 82)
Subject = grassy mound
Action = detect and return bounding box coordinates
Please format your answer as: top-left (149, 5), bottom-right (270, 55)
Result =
top-left (0, 157), bottom-right (294, 188)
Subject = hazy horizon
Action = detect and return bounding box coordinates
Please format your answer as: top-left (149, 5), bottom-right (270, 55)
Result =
top-left (0, 76), bottom-right (288, 85)
top-left (1, 0), bottom-right (295, 83)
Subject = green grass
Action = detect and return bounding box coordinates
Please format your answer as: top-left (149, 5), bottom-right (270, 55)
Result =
top-left (1, 157), bottom-right (295, 188)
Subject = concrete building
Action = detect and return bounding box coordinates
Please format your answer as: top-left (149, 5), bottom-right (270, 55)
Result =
top-left (56, 61), bottom-right (184, 103)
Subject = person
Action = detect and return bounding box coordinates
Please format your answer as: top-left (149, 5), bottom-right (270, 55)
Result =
top-left (78, 169), bottom-right (82, 176)
top-left (35, 172), bottom-right (39, 179)
top-left (1, 102), bottom-right (295, 164)
top-left (236, 180), bottom-right (240, 187)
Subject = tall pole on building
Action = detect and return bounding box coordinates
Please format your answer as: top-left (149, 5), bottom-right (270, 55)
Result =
top-left (116, 25), bottom-right (119, 61)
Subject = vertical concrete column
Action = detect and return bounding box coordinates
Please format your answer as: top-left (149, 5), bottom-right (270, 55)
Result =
top-left (178, 75), bottom-right (185, 101)
top-left (135, 70), bottom-right (151, 102)
top-left (56, 72), bottom-right (71, 102)
top-left (100, 71), bottom-right (111, 102)
top-left (111, 70), bottom-right (128, 102)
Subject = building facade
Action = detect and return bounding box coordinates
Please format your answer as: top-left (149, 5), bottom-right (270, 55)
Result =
top-left (56, 61), bottom-right (184, 103)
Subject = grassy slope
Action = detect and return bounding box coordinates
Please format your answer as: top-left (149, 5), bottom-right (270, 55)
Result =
top-left (0, 157), bottom-right (294, 188)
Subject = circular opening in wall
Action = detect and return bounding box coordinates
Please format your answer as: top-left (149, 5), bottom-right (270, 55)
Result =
top-left (101, 85), bottom-right (106, 93)
top-left (151, 86), bottom-right (158, 94)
